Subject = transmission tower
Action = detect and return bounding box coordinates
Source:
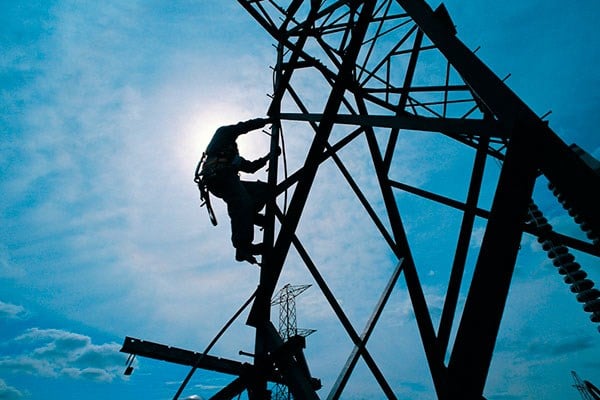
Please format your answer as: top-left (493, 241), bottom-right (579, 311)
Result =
top-left (120, 1), bottom-right (600, 399)
top-left (271, 284), bottom-right (316, 400)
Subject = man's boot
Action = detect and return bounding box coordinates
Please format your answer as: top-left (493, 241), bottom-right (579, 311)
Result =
top-left (235, 247), bottom-right (258, 265)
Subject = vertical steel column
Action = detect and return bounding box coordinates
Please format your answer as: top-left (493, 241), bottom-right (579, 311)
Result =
top-left (437, 127), bottom-right (490, 355)
top-left (250, 42), bottom-right (286, 400)
top-left (248, 1), bottom-right (377, 326)
top-left (248, 0), bottom-right (321, 331)
top-left (446, 119), bottom-right (541, 398)
top-left (246, 3), bottom-right (320, 397)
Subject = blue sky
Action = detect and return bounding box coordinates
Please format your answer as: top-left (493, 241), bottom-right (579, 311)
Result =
top-left (1, 1), bottom-right (599, 399)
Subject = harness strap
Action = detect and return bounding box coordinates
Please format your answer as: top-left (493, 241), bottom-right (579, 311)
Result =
top-left (194, 153), bottom-right (218, 226)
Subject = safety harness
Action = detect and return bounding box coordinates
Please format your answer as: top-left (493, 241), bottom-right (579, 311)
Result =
top-left (194, 152), bottom-right (218, 226)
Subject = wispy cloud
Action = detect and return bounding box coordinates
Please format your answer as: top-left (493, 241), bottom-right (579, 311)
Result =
top-left (183, 395), bottom-right (204, 400)
top-left (0, 0), bottom-right (274, 347)
top-left (1, 1), bottom-right (598, 399)
top-left (526, 335), bottom-right (596, 358)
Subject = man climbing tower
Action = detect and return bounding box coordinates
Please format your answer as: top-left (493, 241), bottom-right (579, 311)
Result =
top-left (197, 117), bottom-right (278, 265)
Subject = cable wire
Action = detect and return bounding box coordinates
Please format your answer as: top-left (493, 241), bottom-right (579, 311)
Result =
top-left (279, 121), bottom-right (289, 214)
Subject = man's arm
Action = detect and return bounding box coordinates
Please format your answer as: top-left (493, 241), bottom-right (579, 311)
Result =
top-left (232, 118), bottom-right (270, 136)
top-left (206, 118), bottom-right (270, 155)
top-left (237, 155), bottom-right (268, 174)
top-left (237, 146), bottom-right (281, 174)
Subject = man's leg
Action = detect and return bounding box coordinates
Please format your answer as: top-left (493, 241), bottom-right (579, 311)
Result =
top-left (243, 180), bottom-right (271, 215)
top-left (210, 175), bottom-right (258, 264)
top-left (227, 191), bottom-right (257, 263)
top-left (241, 181), bottom-right (272, 258)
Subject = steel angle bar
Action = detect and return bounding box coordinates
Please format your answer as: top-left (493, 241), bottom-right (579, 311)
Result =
top-left (386, 179), bottom-right (598, 257)
top-left (246, 3), bottom-right (322, 395)
top-left (394, 1), bottom-right (600, 224)
top-left (252, 42), bottom-right (285, 400)
top-left (388, 179), bottom-right (487, 217)
top-left (359, 22), bottom-right (418, 87)
top-left (286, 0), bottom-right (350, 36)
top-left (357, 95), bottom-right (446, 397)
top-left (281, 80), bottom-right (395, 250)
top-left (209, 378), bottom-right (246, 400)
top-left (447, 119), bottom-right (540, 398)
top-left (357, 2), bottom-right (398, 84)
top-left (324, 140), bottom-right (397, 251)
top-left (277, 209), bottom-right (397, 399)
top-left (327, 259), bottom-right (405, 400)
top-left (366, 84), bottom-right (470, 93)
top-left (275, 126), bottom-right (365, 195)
top-left (384, 27), bottom-right (423, 171)
top-left (249, 0), bottom-right (322, 333)
top-left (438, 130), bottom-right (490, 355)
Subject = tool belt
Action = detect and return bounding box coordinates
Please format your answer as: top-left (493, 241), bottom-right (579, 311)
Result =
top-left (200, 155), bottom-right (232, 179)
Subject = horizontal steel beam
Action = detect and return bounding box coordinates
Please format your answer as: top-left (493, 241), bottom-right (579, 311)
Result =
top-left (388, 179), bottom-right (599, 256)
top-left (279, 112), bottom-right (506, 138)
top-left (120, 337), bottom-right (252, 377)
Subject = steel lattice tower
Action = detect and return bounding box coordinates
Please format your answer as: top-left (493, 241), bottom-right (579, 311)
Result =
top-left (121, 1), bottom-right (600, 399)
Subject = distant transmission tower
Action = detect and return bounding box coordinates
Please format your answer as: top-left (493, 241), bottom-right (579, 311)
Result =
top-left (271, 284), bottom-right (316, 400)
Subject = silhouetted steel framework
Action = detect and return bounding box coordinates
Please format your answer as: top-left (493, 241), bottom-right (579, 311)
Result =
top-left (271, 284), bottom-right (316, 400)
top-left (572, 371), bottom-right (600, 400)
top-left (121, 1), bottom-right (600, 399)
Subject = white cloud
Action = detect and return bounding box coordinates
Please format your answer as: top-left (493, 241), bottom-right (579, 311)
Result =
top-left (0, 301), bottom-right (26, 320)
top-left (1, 328), bottom-right (127, 382)
top-left (0, 357), bottom-right (56, 378)
top-left (0, 379), bottom-right (25, 400)
top-left (183, 395), bottom-right (204, 400)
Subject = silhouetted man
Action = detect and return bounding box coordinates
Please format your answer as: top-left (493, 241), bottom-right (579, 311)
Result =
top-left (199, 117), bottom-right (277, 265)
